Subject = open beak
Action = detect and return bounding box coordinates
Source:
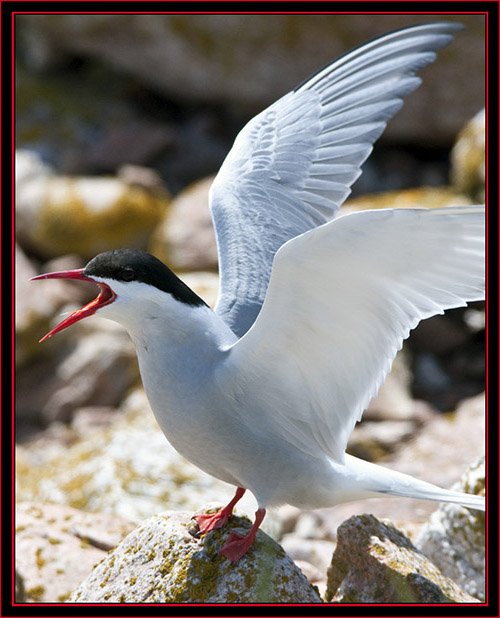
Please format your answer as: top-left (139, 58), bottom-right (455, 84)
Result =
top-left (30, 268), bottom-right (117, 342)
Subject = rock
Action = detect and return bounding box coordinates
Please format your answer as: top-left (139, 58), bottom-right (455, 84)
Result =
top-left (280, 534), bottom-right (336, 581)
top-left (15, 61), bottom-right (160, 175)
top-left (408, 312), bottom-right (471, 356)
top-left (348, 420), bottom-right (420, 462)
top-left (415, 456), bottom-right (485, 601)
top-left (117, 164), bottom-right (168, 191)
top-left (451, 109), bottom-right (485, 202)
top-left (16, 318), bottom-right (138, 426)
top-left (15, 502), bottom-right (135, 603)
top-left (70, 406), bottom-right (122, 438)
top-left (15, 243), bottom-right (70, 367)
top-left (16, 58), bottom-right (228, 192)
top-left (293, 560), bottom-right (325, 588)
top-left (150, 176), bottom-right (218, 272)
top-left (18, 15), bottom-right (484, 144)
top-left (15, 149), bottom-right (170, 260)
top-left (69, 510), bottom-right (321, 603)
top-left (41, 325), bottom-right (138, 424)
top-left (325, 514), bottom-right (478, 603)
top-left (15, 148), bottom-right (54, 182)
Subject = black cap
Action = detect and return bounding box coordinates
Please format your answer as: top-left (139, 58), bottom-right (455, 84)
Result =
top-left (84, 249), bottom-right (208, 308)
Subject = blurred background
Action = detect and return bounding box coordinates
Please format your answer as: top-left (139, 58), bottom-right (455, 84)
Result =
top-left (16, 14), bottom-right (485, 191)
top-left (15, 13), bottom-right (486, 603)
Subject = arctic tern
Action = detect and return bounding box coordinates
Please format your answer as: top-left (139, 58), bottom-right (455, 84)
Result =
top-left (33, 22), bottom-right (485, 562)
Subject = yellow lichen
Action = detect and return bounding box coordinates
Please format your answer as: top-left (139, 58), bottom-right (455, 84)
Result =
top-left (27, 585), bottom-right (45, 601)
top-left (35, 548), bottom-right (45, 568)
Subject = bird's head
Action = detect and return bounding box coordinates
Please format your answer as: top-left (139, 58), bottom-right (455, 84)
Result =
top-left (31, 249), bottom-right (208, 342)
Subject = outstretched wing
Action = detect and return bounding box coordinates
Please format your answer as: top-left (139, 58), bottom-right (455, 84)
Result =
top-left (209, 22), bottom-right (464, 337)
top-left (225, 206), bottom-right (485, 463)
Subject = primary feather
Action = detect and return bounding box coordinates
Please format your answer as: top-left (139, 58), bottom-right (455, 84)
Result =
top-left (210, 22), bottom-right (465, 337)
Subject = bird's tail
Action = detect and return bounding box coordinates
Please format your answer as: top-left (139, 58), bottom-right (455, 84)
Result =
top-left (344, 454), bottom-right (485, 511)
top-left (380, 478), bottom-right (486, 511)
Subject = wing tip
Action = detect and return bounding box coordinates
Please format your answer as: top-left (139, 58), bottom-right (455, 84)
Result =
top-left (294, 20), bottom-right (465, 94)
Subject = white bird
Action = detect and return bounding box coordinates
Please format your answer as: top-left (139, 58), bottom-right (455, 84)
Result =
top-left (32, 22), bottom-right (485, 562)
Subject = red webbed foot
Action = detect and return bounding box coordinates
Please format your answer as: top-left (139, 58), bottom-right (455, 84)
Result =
top-left (219, 531), bottom-right (255, 562)
top-left (193, 487), bottom-right (246, 535)
top-left (218, 508), bottom-right (266, 562)
top-left (193, 508), bottom-right (231, 535)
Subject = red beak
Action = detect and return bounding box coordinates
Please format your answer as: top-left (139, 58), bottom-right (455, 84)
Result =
top-left (30, 268), bottom-right (116, 342)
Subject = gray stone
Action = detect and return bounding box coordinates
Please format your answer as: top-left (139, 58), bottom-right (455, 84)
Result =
top-left (280, 534), bottom-right (336, 577)
top-left (40, 325), bottom-right (138, 424)
top-left (325, 514), bottom-right (478, 603)
top-left (16, 319), bottom-right (137, 426)
top-left (415, 456), bottom-right (485, 601)
top-left (15, 243), bottom-right (70, 367)
top-left (70, 510), bottom-right (322, 603)
top-left (15, 502), bottom-right (135, 603)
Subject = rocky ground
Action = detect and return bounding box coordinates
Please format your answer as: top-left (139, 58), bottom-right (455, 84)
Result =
top-left (14, 14), bottom-right (486, 605)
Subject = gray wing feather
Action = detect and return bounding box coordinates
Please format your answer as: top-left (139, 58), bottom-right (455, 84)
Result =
top-left (210, 22), bottom-right (464, 337)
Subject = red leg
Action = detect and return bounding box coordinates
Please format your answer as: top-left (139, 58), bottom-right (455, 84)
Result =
top-left (193, 487), bottom-right (246, 535)
top-left (219, 507), bottom-right (266, 562)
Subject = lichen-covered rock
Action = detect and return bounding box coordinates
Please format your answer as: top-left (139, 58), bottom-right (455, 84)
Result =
top-left (325, 514), bottom-right (478, 603)
top-left (415, 456), bottom-right (485, 601)
top-left (15, 149), bottom-right (170, 260)
top-left (150, 176), bottom-right (218, 273)
top-left (15, 502), bottom-right (135, 603)
top-left (69, 511), bottom-right (322, 603)
top-left (451, 109), bottom-right (485, 202)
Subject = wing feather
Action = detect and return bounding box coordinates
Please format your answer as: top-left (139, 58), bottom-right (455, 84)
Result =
top-left (225, 206), bottom-right (485, 462)
top-left (210, 22), bottom-right (464, 337)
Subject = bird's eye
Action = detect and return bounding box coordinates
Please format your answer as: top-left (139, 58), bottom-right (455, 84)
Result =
top-left (121, 267), bottom-right (135, 282)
